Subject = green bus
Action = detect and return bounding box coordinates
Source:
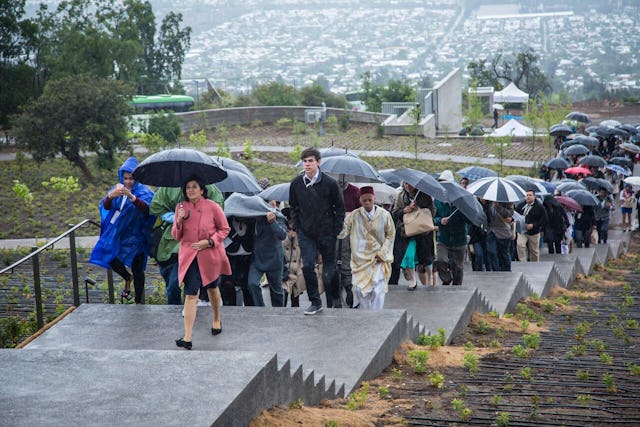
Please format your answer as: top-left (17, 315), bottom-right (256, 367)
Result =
top-left (129, 94), bottom-right (195, 113)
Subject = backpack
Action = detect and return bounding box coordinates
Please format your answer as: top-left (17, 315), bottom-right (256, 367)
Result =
top-left (149, 220), bottom-right (168, 261)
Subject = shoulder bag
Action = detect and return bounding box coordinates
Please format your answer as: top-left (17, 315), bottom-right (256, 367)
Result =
top-left (403, 207), bottom-right (435, 237)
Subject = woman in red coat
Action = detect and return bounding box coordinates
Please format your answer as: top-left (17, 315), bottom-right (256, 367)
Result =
top-left (172, 176), bottom-right (231, 350)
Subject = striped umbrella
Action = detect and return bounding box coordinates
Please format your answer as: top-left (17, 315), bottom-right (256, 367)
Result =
top-left (466, 177), bottom-right (527, 203)
top-left (605, 164), bottom-right (631, 176)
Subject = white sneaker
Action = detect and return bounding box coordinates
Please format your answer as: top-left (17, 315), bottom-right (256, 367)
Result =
top-left (197, 300), bottom-right (211, 307)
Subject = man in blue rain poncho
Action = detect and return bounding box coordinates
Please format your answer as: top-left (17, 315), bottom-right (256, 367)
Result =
top-left (89, 157), bottom-right (155, 303)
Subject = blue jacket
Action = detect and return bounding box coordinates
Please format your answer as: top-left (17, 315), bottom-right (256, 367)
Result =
top-left (89, 157), bottom-right (155, 269)
top-left (251, 215), bottom-right (287, 271)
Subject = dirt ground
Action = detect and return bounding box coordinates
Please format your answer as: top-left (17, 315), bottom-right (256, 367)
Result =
top-left (250, 236), bottom-right (640, 427)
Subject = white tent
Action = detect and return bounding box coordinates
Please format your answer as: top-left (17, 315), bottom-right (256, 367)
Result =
top-left (492, 118), bottom-right (533, 137)
top-left (493, 82), bottom-right (529, 104)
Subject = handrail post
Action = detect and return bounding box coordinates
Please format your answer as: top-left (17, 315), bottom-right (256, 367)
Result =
top-left (30, 246), bottom-right (44, 329)
top-left (68, 227), bottom-right (80, 307)
top-left (107, 269), bottom-right (115, 304)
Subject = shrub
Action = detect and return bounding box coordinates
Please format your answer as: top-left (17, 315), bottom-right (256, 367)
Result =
top-left (292, 120), bottom-right (307, 135)
top-left (338, 113), bottom-right (351, 132)
top-left (189, 130), bottom-right (207, 151)
top-left (138, 133), bottom-right (169, 153)
top-left (408, 349), bottom-right (429, 374)
top-left (325, 116), bottom-right (338, 133)
top-left (41, 176), bottom-right (80, 193)
top-left (275, 117), bottom-right (292, 128)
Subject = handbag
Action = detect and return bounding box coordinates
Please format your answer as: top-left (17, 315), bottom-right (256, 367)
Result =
top-left (403, 208), bottom-right (435, 237)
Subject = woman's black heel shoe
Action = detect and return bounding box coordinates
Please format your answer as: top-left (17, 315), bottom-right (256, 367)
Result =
top-left (211, 322), bottom-right (222, 336)
top-left (176, 338), bottom-right (192, 350)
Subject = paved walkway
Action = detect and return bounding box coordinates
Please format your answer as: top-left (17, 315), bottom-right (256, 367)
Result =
top-left (0, 144), bottom-right (537, 168)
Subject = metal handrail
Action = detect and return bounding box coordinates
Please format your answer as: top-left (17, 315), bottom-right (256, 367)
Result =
top-left (0, 219), bottom-right (104, 328)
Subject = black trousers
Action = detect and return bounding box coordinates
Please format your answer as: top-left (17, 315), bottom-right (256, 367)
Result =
top-left (110, 253), bottom-right (145, 304)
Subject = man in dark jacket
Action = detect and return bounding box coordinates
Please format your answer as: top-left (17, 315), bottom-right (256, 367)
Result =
top-left (515, 190), bottom-right (548, 261)
top-left (433, 199), bottom-right (468, 286)
top-left (289, 147), bottom-right (345, 315)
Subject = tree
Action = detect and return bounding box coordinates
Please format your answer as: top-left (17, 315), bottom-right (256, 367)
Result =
top-left (382, 79), bottom-right (415, 103)
top-left (468, 48), bottom-right (551, 98)
top-left (299, 82), bottom-right (347, 108)
top-left (360, 72), bottom-right (415, 112)
top-left (148, 110), bottom-right (181, 145)
top-left (13, 74), bottom-right (133, 181)
top-left (252, 81), bottom-right (298, 106)
top-left (463, 79), bottom-right (485, 130)
top-left (0, 0), bottom-right (39, 130)
top-left (360, 71), bottom-right (383, 112)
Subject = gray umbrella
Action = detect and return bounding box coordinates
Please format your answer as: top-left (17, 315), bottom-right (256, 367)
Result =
top-left (133, 148), bottom-right (227, 187)
top-left (456, 166), bottom-right (498, 182)
top-left (582, 177), bottom-right (613, 193)
top-left (258, 182), bottom-right (290, 202)
top-left (392, 168), bottom-right (447, 202)
top-left (578, 155), bottom-right (607, 168)
top-left (224, 193), bottom-right (285, 219)
top-left (620, 142), bottom-right (640, 154)
top-left (215, 169), bottom-right (262, 195)
top-left (320, 155), bottom-right (382, 183)
top-left (545, 157), bottom-right (571, 169)
top-left (555, 181), bottom-right (587, 194)
top-left (212, 156), bottom-right (255, 180)
top-left (565, 189), bottom-right (598, 206)
top-left (570, 135), bottom-right (599, 149)
top-left (295, 147), bottom-right (359, 167)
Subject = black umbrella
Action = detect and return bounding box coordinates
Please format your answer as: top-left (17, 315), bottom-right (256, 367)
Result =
top-left (570, 135), bottom-right (599, 149)
top-left (212, 156), bottom-right (255, 180)
top-left (566, 189), bottom-right (598, 206)
top-left (566, 111), bottom-right (591, 124)
top-left (215, 169), bottom-right (262, 195)
top-left (559, 139), bottom-right (582, 150)
top-left (320, 155), bottom-right (382, 183)
top-left (456, 166), bottom-right (498, 182)
top-left (563, 144), bottom-right (590, 156)
top-left (582, 177), bottom-right (613, 193)
top-left (133, 148), bottom-right (227, 187)
top-left (545, 157), bottom-right (571, 169)
top-left (588, 126), bottom-right (617, 138)
top-left (549, 123), bottom-right (573, 137)
top-left (620, 142), bottom-right (640, 154)
top-left (439, 181), bottom-right (487, 228)
top-left (608, 157), bottom-right (633, 168)
top-left (258, 182), bottom-right (290, 202)
top-left (392, 168), bottom-right (447, 201)
top-left (578, 155), bottom-right (607, 168)
top-left (467, 177), bottom-right (526, 203)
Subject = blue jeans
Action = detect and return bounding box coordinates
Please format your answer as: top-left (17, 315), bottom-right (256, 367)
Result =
top-left (297, 231), bottom-right (338, 307)
top-left (159, 259), bottom-right (181, 305)
top-left (248, 263), bottom-right (284, 307)
top-left (486, 232), bottom-right (512, 272)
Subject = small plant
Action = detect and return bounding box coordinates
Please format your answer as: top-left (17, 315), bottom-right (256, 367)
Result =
top-left (289, 398), bottom-right (304, 409)
top-left (488, 310), bottom-right (499, 318)
top-left (451, 398), bottom-right (471, 421)
top-left (288, 144), bottom-right (303, 163)
top-left (243, 140), bottom-right (254, 160)
top-left (458, 384), bottom-right (468, 397)
top-left (542, 301), bottom-right (555, 313)
top-left (408, 349), bottom-right (429, 374)
top-left (530, 395), bottom-right (540, 419)
top-left (497, 325), bottom-right (506, 338)
top-left (275, 117), bottom-right (292, 128)
top-left (576, 370), bottom-right (591, 381)
top-left (428, 371), bottom-right (445, 388)
top-left (12, 180), bottom-right (34, 209)
top-left (599, 352), bottom-right (613, 365)
top-left (464, 341), bottom-right (475, 351)
top-left (41, 176), bottom-right (81, 193)
top-left (522, 333), bottom-right (540, 350)
top-left (495, 412), bottom-right (510, 427)
top-left (577, 394), bottom-right (592, 406)
top-left (489, 339), bottom-right (501, 348)
top-left (520, 366), bottom-right (533, 382)
top-left (325, 421), bottom-right (339, 427)
top-left (416, 328), bottom-right (445, 348)
top-left (512, 345), bottom-right (529, 359)
top-left (292, 119), bottom-right (307, 135)
top-left (215, 141), bottom-right (231, 157)
top-left (463, 353), bottom-right (479, 376)
top-left (520, 319), bottom-right (530, 333)
top-left (391, 367), bottom-right (403, 381)
top-left (473, 319), bottom-right (492, 335)
top-left (629, 364), bottom-right (640, 376)
top-left (626, 319), bottom-right (638, 330)
top-left (377, 386), bottom-right (390, 398)
top-left (602, 373), bottom-right (617, 392)
top-left (188, 129), bottom-right (207, 150)
top-left (345, 382), bottom-right (369, 410)
top-left (490, 394), bottom-right (503, 407)
top-left (555, 295), bottom-right (570, 306)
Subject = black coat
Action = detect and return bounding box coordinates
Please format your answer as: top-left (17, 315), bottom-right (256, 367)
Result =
top-left (515, 199), bottom-right (548, 235)
top-left (289, 171), bottom-right (345, 238)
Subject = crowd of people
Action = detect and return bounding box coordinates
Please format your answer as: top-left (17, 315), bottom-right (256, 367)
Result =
top-left (89, 143), bottom-right (637, 350)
